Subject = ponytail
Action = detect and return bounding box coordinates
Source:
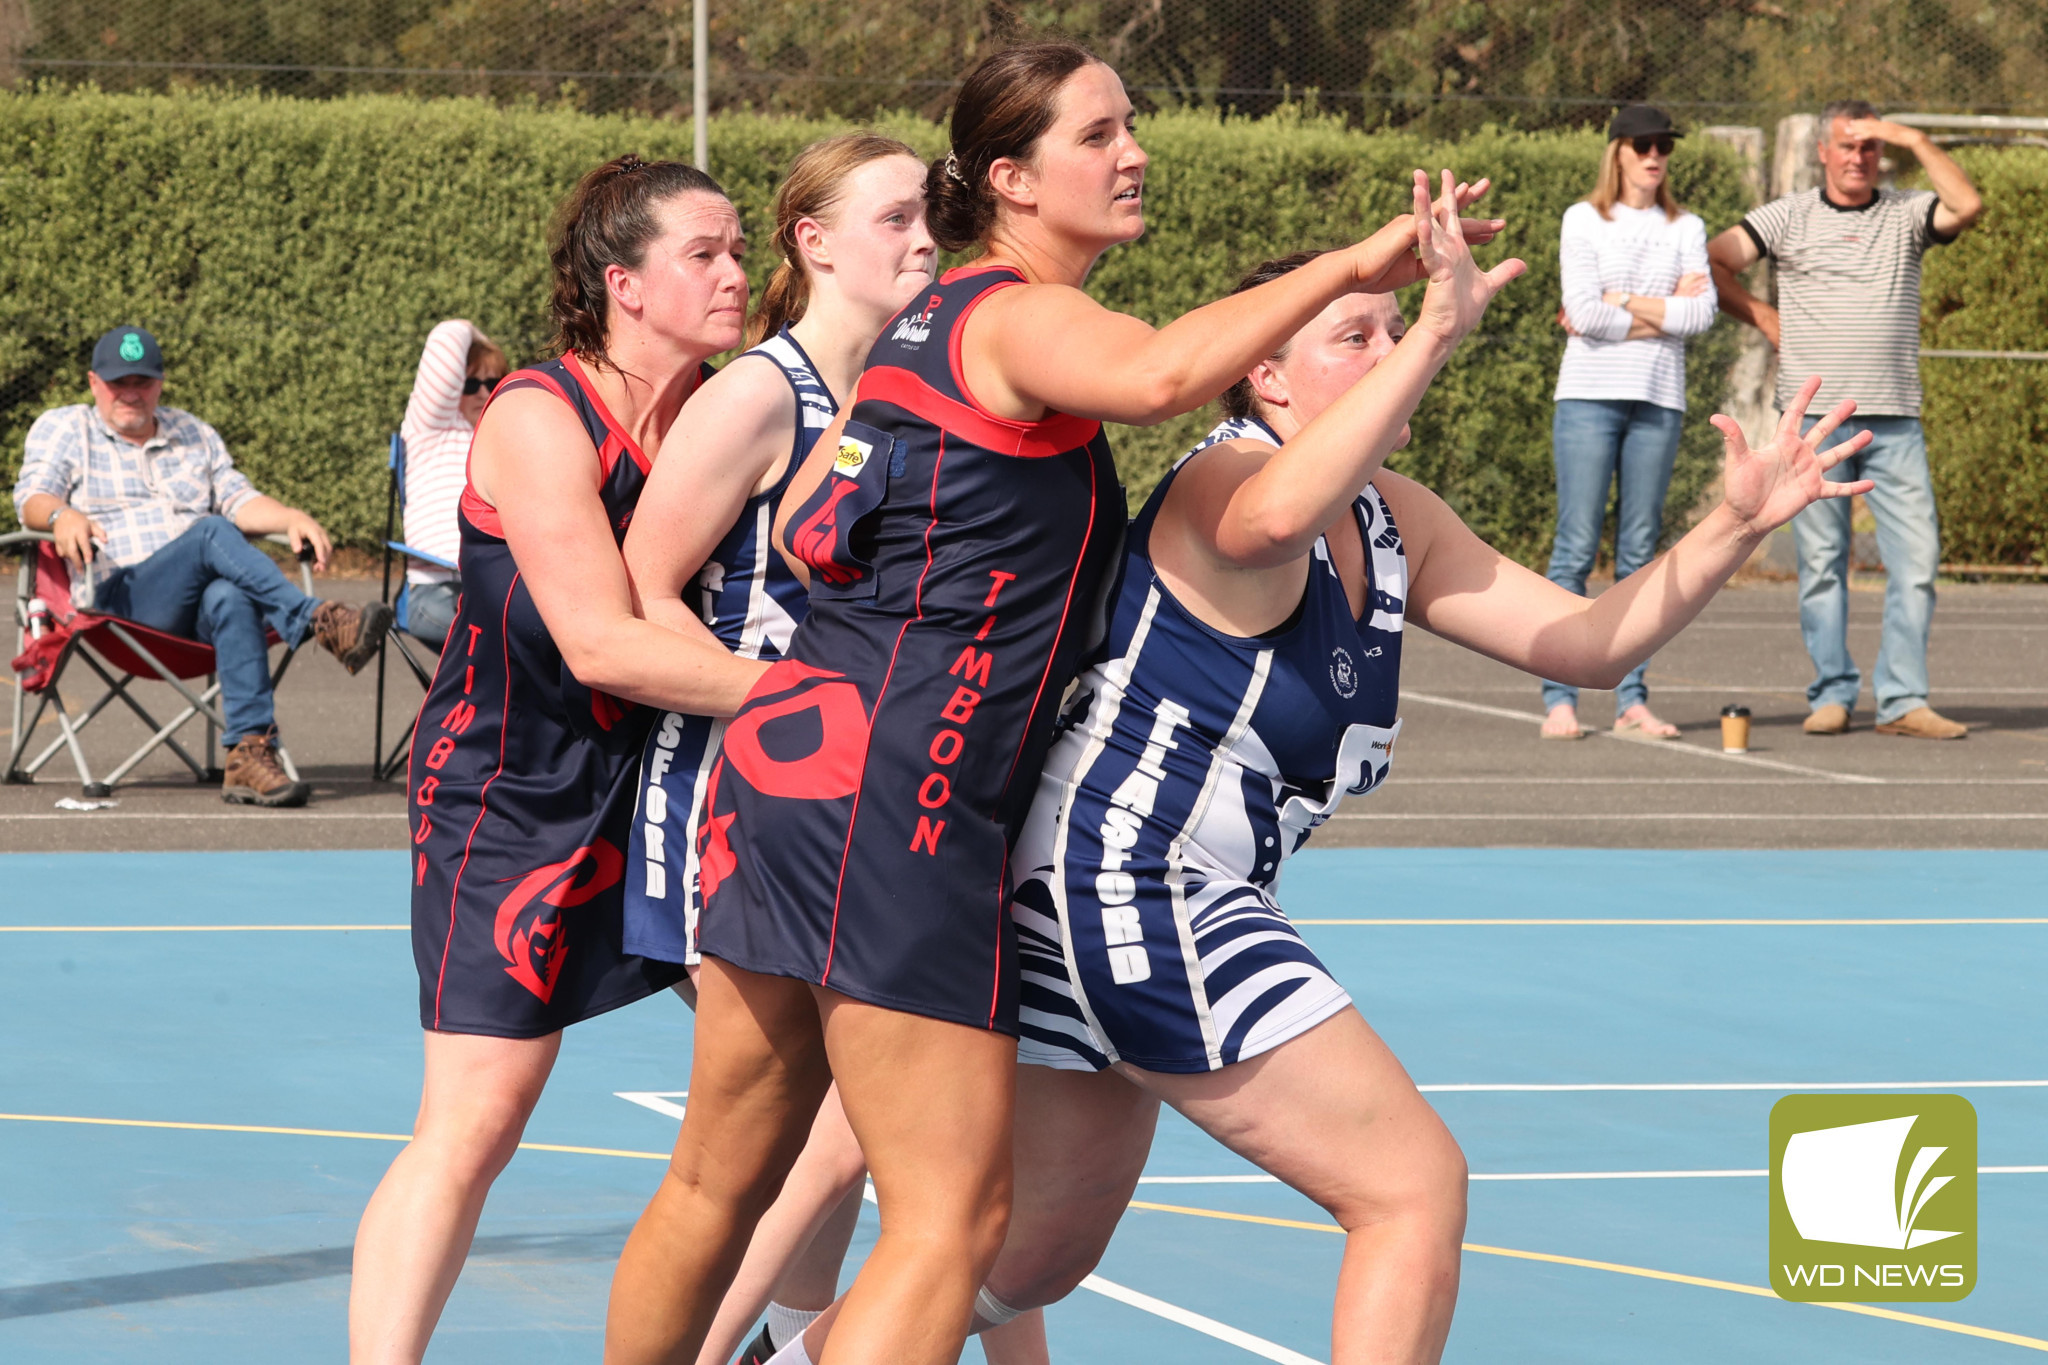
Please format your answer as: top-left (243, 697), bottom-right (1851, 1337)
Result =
top-left (929, 40), bottom-right (1101, 254)
top-left (747, 132), bottom-right (920, 347)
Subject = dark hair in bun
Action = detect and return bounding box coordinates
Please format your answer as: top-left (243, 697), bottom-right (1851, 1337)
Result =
top-left (926, 40), bottom-right (1102, 254)
top-left (549, 154), bottom-right (727, 367)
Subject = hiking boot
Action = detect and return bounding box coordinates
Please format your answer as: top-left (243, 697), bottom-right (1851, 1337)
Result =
top-left (1802, 704), bottom-right (1852, 736)
top-left (311, 599), bottom-right (394, 675)
top-left (1875, 706), bottom-right (1969, 739)
top-left (222, 733), bottom-right (310, 807)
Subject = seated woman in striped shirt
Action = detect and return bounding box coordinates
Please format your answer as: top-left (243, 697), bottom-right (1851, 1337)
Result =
top-left (398, 319), bottom-right (509, 646)
top-left (1544, 104), bottom-right (1718, 740)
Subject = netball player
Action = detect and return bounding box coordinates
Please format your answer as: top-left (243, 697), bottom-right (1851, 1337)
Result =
top-left (618, 132), bottom-right (1046, 1365)
top-left (349, 156), bottom-right (767, 1365)
top-left (966, 195), bottom-right (1873, 1362)
top-left (604, 42), bottom-right (1505, 1365)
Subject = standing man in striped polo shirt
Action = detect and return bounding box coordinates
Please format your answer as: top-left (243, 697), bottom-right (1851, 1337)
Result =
top-left (1708, 100), bottom-right (1982, 739)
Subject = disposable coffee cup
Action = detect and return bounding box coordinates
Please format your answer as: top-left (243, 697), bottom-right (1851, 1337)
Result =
top-left (1720, 704), bottom-right (1751, 753)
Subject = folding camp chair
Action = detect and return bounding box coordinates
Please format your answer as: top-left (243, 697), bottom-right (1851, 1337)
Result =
top-left (372, 433), bottom-right (457, 781)
top-left (5, 530), bottom-right (316, 796)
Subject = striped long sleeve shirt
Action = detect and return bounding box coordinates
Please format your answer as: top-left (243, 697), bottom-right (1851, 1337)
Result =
top-left (397, 319), bottom-right (478, 584)
top-left (1554, 201), bottom-right (1716, 411)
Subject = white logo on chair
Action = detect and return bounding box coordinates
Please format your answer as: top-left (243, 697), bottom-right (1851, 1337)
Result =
top-left (1329, 646), bottom-right (1358, 699)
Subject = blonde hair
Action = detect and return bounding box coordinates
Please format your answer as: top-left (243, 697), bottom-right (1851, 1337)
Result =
top-left (748, 132), bottom-right (922, 347)
top-left (1587, 137), bottom-right (1682, 221)
top-left (465, 331), bottom-right (508, 377)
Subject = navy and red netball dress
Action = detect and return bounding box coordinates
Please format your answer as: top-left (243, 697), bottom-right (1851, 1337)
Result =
top-left (622, 328), bottom-right (830, 966)
top-left (1011, 414), bottom-right (1406, 1073)
top-left (695, 265), bottom-right (1125, 1033)
top-left (409, 354), bottom-right (707, 1038)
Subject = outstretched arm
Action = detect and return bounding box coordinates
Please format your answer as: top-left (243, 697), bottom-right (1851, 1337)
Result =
top-left (1397, 377), bottom-right (1872, 685)
top-left (964, 180), bottom-right (1505, 427)
top-left (1166, 171), bottom-right (1526, 570)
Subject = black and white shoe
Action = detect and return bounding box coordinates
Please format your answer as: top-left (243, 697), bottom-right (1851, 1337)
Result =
top-left (733, 1322), bottom-right (778, 1365)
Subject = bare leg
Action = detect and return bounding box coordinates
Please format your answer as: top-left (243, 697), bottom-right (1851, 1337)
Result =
top-left (349, 1030), bottom-right (561, 1365)
top-left (1133, 1010), bottom-right (1466, 1365)
top-left (695, 1086), bottom-right (867, 1365)
top-left (816, 991), bottom-right (1017, 1365)
top-left (980, 1310), bottom-right (1050, 1365)
top-left (607, 959), bottom-right (834, 1365)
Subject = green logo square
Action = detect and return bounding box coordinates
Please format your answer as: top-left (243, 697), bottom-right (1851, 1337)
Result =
top-left (1769, 1093), bottom-right (1976, 1301)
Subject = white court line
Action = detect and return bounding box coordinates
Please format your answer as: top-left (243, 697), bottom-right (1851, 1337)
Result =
top-left (615, 1091), bottom-right (689, 1121)
top-left (1402, 691), bottom-right (1886, 784)
top-left (1079, 1274), bottom-right (1323, 1365)
top-left (1330, 811), bottom-right (2048, 820)
top-left (853, 1182), bottom-right (1320, 1363)
top-left (1418, 1080), bottom-right (2048, 1092)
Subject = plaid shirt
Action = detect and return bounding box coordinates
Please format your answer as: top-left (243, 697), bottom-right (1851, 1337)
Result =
top-left (14, 404), bottom-right (260, 591)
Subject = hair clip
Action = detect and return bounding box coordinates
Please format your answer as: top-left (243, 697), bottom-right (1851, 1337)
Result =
top-left (944, 152), bottom-right (967, 185)
top-left (617, 154), bottom-right (648, 175)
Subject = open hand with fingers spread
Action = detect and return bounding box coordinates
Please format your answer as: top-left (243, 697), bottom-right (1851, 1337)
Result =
top-left (1410, 169), bottom-right (1527, 346)
top-left (1711, 376), bottom-right (1875, 537)
top-left (1355, 175), bottom-right (1506, 294)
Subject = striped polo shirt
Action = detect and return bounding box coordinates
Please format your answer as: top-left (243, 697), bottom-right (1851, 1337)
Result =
top-left (1742, 187), bottom-right (1954, 417)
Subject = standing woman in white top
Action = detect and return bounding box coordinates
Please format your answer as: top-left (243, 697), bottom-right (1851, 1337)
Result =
top-left (398, 319), bottom-right (508, 646)
top-left (1542, 105), bottom-right (1717, 740)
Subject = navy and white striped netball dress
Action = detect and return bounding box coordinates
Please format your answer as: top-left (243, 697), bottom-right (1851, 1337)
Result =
top-left (410, 354), bottom-right (706, 1037)
top-left (695, 265), bottom-right (1125, 1033)
top-left (622, 328), bottom-right (830, 966)
top-left (1011, 415), bottom-right (1406, 1073)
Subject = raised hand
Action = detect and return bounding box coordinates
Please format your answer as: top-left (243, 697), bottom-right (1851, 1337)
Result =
top-left (1710, 376), bottom-right (1875, 536)
top-left (1411, 168), bottom-right (1527, 345)
top-left (1356, 176), bottom-right (1505, 294)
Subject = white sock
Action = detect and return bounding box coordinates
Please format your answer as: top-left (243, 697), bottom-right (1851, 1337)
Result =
top-left (765, 1302), bottom-right (822, 1351)
top-left (975, 1285), bottom-right (1023, 1327)
top-left (764, 1331), bottom-right (814, 1365)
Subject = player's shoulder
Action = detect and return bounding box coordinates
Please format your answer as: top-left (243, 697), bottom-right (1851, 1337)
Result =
top-left (682, 349), bottom-right (800, 434)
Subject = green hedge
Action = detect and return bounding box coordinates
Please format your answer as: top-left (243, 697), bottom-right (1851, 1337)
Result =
top-left (0, 89), bottom-right (1822, 567)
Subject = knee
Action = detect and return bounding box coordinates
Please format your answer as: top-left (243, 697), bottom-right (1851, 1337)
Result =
top-left (198, 577), bottom-right (257, 628)
top-left (408, 1098), bottom-right (531, 1188)
top-left (1330, 1125), bottom-right (1469, 1248)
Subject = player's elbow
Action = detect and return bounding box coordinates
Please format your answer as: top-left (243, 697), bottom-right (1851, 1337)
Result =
top-left (556, 630), bottom-right (634, 694)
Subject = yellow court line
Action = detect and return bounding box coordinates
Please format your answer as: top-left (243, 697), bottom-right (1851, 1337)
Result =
top-left (1128, 1201), bottom-right (2048, 1353)
top-left (6, 1114), bottom-right (2040, 1350)
top-left (0, 924), bottom-right (409, 932)
top-left (0, 1112), bottom-right (666, 1161)
top-left (1293, 918), bottom-right (2048, 927)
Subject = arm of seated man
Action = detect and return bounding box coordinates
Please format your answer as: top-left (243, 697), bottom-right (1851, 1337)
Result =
top-left (232, 494), bottom-right (333, 572)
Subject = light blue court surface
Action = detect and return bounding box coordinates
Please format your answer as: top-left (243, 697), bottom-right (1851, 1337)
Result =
top-left (3, 849), bottom-right (2045, 1362)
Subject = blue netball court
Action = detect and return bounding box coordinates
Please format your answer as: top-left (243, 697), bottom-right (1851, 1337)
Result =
top-left (3, 847), bottom-right (2044, 1362)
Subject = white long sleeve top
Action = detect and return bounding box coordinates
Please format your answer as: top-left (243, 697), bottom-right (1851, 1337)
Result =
top-left (397, 319), bottom-right (478, 584)
top-left (1553, 201), bottom-right (1716, 411)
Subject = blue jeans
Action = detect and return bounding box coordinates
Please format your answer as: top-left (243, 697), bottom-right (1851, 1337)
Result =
top-left (92, 516), bottom-right (319, 745)
top-left (1541, 399), bottom-right (1683, 713)
top-left (1793, 416), bottom-right (1939, 724)
top-left (400, 579), bottom-right (459, 648)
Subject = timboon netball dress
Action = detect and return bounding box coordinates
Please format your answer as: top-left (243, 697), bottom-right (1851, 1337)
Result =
top-left (622, 328), bottom-right (830, 966)
top-left (695, 265), bottom-right (1125, 1033)
top-left (1011, 415), bottom-right (1406, 1073)
top-left (409, 354), bottom-right (707, 1038)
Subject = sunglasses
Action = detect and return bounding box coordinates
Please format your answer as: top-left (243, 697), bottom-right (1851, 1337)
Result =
top-left (462, 375), bottom-right (503, 396)
top-left (1631, 135), bottom-right (1676, 157)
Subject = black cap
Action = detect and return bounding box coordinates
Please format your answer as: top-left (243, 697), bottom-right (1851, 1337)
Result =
top-left (1607, 105), bottom-right (1681, 142)
top-left (90, 326), bottom-right (164, 381)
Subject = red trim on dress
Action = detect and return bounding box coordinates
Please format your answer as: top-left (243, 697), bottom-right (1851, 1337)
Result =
top-left (434, 571), bottom-right (520, 1029)
top-left (855, 366), bottom-right (1100, 461)
top-left (999, 459), bottom-right (1099, 805)
top-left (460, 368), bottom-right (573, 540)
top-left (563, 353), bottom-right (655, 476)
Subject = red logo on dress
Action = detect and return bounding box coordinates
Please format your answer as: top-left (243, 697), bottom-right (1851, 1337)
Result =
top-left (492, 839), bottom-right (625, 1002)
top-left (720, 660), bottom-right (872, 800)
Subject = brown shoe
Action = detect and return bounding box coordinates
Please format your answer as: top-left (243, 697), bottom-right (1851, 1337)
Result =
top-left (311, 600), bottom-right (395, 675)
top-left (222, 733), bottom-right (310, 807)
top-left (1803, 704), bottom-right (1852, 735)
top-left (1875, 706), bottom-right (1969, 739)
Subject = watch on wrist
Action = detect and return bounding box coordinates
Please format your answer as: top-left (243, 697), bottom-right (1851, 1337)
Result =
top-left (1617, 292), bottom-right (1632, 308)
top-left (45, 505), bottom-right (65, 532)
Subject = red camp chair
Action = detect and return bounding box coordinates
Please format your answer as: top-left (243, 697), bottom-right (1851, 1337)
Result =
top-left (5, 531), bottom-right (315, 796)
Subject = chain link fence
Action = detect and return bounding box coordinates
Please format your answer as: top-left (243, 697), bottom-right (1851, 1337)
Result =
top-left (6, 0), bottom-right (2048, 130)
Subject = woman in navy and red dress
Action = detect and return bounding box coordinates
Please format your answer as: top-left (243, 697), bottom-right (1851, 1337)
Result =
top-left (604, 43), bottom-right (1510, 1365)
top-left (349, 156), bottom-right (765, 1365)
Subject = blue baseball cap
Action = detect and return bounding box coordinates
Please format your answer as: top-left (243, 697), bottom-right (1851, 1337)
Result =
top-left (90, 327), bottom-right (164, 381)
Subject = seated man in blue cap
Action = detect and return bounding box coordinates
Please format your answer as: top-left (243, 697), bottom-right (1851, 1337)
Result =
top-left (12, 326), bottom-right (394, 807)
